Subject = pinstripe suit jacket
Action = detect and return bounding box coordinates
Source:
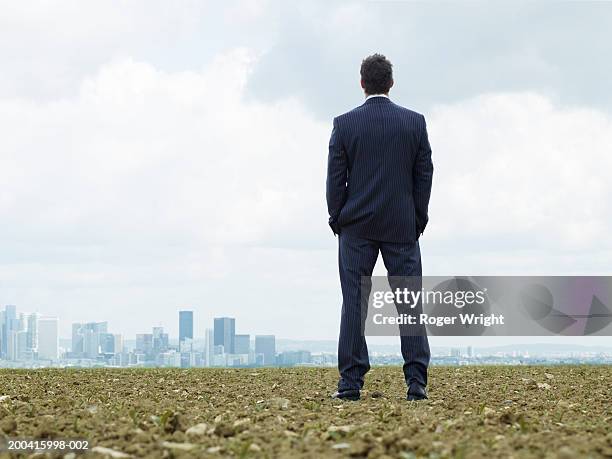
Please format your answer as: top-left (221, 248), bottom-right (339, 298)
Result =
top-left (326, 96), bottom-right (433, 243)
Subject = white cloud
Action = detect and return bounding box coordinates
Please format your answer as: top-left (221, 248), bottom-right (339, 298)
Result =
top-left (426, 93), bottom-right (612, 256)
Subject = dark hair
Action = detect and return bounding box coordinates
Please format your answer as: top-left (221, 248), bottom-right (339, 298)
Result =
top-left (360, 54), bottom-right (393, 95)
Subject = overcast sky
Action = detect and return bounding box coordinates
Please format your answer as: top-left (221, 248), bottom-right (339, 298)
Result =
top-left (1, 1), bottom-right (611, 344)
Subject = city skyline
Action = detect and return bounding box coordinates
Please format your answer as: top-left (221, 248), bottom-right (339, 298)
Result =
top-left (2, 303), bottom-right (611, 369)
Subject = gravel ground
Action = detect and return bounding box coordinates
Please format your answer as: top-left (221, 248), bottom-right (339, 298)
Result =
top-left (0, 366), bottom-right (610, 458)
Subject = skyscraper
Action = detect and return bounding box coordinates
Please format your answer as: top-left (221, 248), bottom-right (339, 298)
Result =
top-left (37, 317), bottom-right (59, 361)
top-left (234, 334), bottom-right (250, 354)
top-left (113, 334), bottom-right (123, 355)
top-left (152, 326), bottom-right (169, 353)
top-left (204, 328), bottom-right (214, 367)
top-left (179, 311), bottom-right (194, 343)
top-left (214, 317), bottom-right (235, 354)
top-left (72, 322), bottom-right (108, 358)
top-left (255, 335), bottom-right (276, 365)
top-left (26, 313), bottom-right (39, 352)
top-left (2, 305), bottom-right (17, 358)
top-left (135, 333), bottom-right (153, 355)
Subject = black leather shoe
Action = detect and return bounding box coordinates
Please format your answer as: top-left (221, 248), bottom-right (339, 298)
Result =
top-left (407, 383), bottom-right (428, 401)
top-left (331, 390), bottom-right (360, 401)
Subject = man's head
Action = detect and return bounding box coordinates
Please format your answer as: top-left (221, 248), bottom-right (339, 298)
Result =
top-left (360, 54), bottom-right (394, 96)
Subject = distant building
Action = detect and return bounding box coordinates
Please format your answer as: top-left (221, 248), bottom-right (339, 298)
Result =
top-left (179, 311), bottom-right (194, 343)
top-left (26, 313), bottom-right (39, 352)
top-left (37, 317), bottom-right (59, 360)
top-left (277, 350), bottom-right (311, 366)
top-left (179, 337), bottom-right (193, 353)
top-left (255, 335), bottom-right (276, 365)
top-left (135, 333), bottom-right (153, 356)
top-left (1, 305), bottom-right (18, 359)
top-left (234, 334), bottom-right (250, 354)
top-left (113, 334), bottom-right (123, 354)
top-left (152, 327), bottom-right (169, 353)
top-left (204, 328), bottom-right (214, 367)
top-left (72, 322), bottom-right (108, 358)
top-left (16, 330), bottom-right (31, 360)
top-left (5, 330), bottom-right (18, 360)
top-left (214, 317), bottom-right (235, 354)
top-left (99, 333), bottom-right (116, 354)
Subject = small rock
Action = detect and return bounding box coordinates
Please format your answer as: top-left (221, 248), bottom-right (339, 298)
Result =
top-left (545, 373), bottom-right (555, 380)
top-left (161, 441), bottom-right (195, 451)
top-left (328, 425), bottom-right (353, 434)
top-left (249, 443), bottom-right (262, 452)
top-left (185, 423), bottom-right (209, 437)
top-left (332, 442), bottom-right (351, 449)
top-left (537, 382), bottom-right (551, 390)
top-left (370, 391), bottom-right (384, 399)
top-left (0, 395), bottom-right (10, 403)
top-left (207, 446), bottom-right (222, 453)
top-left (90, 446), bottom-right (131, 458)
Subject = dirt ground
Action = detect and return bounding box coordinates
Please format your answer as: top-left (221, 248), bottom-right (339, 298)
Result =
top-left (0, 366), bottom-right (610, 458)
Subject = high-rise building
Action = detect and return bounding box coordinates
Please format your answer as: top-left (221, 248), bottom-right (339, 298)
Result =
top-left (37, 317), bottom-right (59, 361)
top-left (0, 310), bottom-right (5, 357)
top-left (113, 334), bottom-right (123, 354)
top-left (2, 305), bottom-right (18, 358)
top-left (26, 313), bottom-right (39, 352)
top-left (72, 322), bottom-right (107, 358)
top-left (179, 311), bottom-right (194, 343)
top-left (234, 334), bottom-right (250, 354)
top-left (5, 330), bottom-right (18, 360)
top-left (99, 333), bottom-right (116, 354)
top-left (204, 328), bottom-right (214, 367)
top-left (135, 333), bottom-right (153, 355)
top-left (83, 329), bottom-right (100, 358)
top-left (16, 330), bottom-right (30, 360)
top-left (152, 327), bottom-right (169, 353)
top-left (214, 317), bottom-right (235, 354)
top-left (255, 335), bottom-right (276, 365)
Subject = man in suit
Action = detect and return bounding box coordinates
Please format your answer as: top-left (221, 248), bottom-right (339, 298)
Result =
top-left (327, 54), bottom-right (433, 401)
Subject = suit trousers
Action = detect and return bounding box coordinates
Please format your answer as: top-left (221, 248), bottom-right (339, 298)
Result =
top-left (337, 233), bottom-right (430, 392)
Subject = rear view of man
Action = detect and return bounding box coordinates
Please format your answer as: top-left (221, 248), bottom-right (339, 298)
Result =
top-left (327, 54), bottom-right (433, 401)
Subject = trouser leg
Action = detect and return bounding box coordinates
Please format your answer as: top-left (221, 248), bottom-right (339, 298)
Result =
top-left (337, 233), bottom-right (379, 392)
top-left (381, 240), bottom-right (430, 387)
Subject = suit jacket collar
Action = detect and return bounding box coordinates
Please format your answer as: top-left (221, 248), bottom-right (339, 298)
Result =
top-left (363, 97), bottom-right (392, 105)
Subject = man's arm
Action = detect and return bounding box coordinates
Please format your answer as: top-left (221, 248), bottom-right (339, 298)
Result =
top-left (326, 117), bottom-right (348, 235)
top-left (413, 115), bottom-right (434, 239)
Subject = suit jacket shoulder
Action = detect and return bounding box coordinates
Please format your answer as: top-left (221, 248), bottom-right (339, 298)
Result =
top-left (334, 101), bottom-right (425, 126)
